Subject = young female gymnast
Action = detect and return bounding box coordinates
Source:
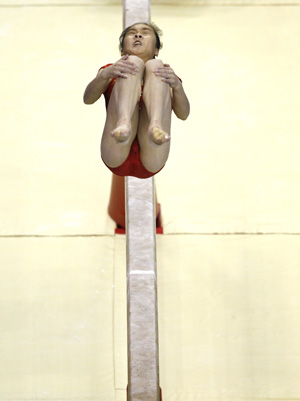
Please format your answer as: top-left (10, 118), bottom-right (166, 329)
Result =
top-left (84, 22), bottom-right (190, 178)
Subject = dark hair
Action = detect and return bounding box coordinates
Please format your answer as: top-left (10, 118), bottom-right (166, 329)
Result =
top-left (119, 22), bottom-right (163, 53)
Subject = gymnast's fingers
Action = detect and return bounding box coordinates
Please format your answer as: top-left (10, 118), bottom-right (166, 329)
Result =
top-left (120, 61), bottom-right (139, 73)
top-left (153, 68), bottom-right (168, 77)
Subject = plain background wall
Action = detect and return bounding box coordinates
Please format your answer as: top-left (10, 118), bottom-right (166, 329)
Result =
top-left (1, 1), bottom-right (300, 400)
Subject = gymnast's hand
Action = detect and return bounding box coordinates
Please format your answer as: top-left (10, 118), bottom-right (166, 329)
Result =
top-left (102, 54), bottom-right (139, 79)
top-left (153, 64), bottom-right (181, 90)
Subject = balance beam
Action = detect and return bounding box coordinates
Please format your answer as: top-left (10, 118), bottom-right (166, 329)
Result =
top-left (123, 0), bottom-right (151, 28)
top-left (126, 177), bottom-right (160, 401)
top-left (123, 3), bottom-right (161, 400)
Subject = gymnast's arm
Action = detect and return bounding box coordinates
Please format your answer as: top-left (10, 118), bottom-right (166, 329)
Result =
top-left (83, 68), bottom-right (112, 105)
top-left (83, 55), bottom-right (139, 104)
top-left (153, 63), bottom-right (190, 120)
top-left (171, 81), bottom-right (190, 121)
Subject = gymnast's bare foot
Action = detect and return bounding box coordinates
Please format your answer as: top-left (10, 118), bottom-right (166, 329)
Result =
top-left (110, 119), bottom-right (131, 143)
top-left (149, 124), bottom-right (170, 145)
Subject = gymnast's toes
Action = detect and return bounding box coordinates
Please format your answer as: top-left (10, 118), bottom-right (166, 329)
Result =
top-left (149, 126), bottom-right (170, 145)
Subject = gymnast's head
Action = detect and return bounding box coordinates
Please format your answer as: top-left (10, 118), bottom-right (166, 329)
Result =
top-left (119, 22), bottom-right (163, 60)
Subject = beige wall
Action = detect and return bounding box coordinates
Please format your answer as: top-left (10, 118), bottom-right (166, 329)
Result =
top-left (4, 0), bottom-right (300, 4)
top-left (1, 2), bottom-right (300, 400)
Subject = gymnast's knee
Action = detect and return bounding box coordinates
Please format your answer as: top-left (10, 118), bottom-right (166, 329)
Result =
top-left (126, 55), bottom-right (145, 69)
top-left (145, 58), bottom-right (163, 71)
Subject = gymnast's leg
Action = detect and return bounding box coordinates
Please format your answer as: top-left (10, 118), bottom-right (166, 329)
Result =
top-left (138, 58), bottom-right (172, 173)
top-left (101, 55), bottom-right (144, 168)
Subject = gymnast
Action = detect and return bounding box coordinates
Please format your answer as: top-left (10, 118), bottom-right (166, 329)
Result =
top-left (83, 22), bottom-right (190, 178)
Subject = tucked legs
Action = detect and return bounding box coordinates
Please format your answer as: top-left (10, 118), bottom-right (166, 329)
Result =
top-left (101, 57), bottom-right (172, 173)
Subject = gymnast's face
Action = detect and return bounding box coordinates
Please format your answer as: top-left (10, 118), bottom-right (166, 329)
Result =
top-left (121, 23), bottom-right (159, 61)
